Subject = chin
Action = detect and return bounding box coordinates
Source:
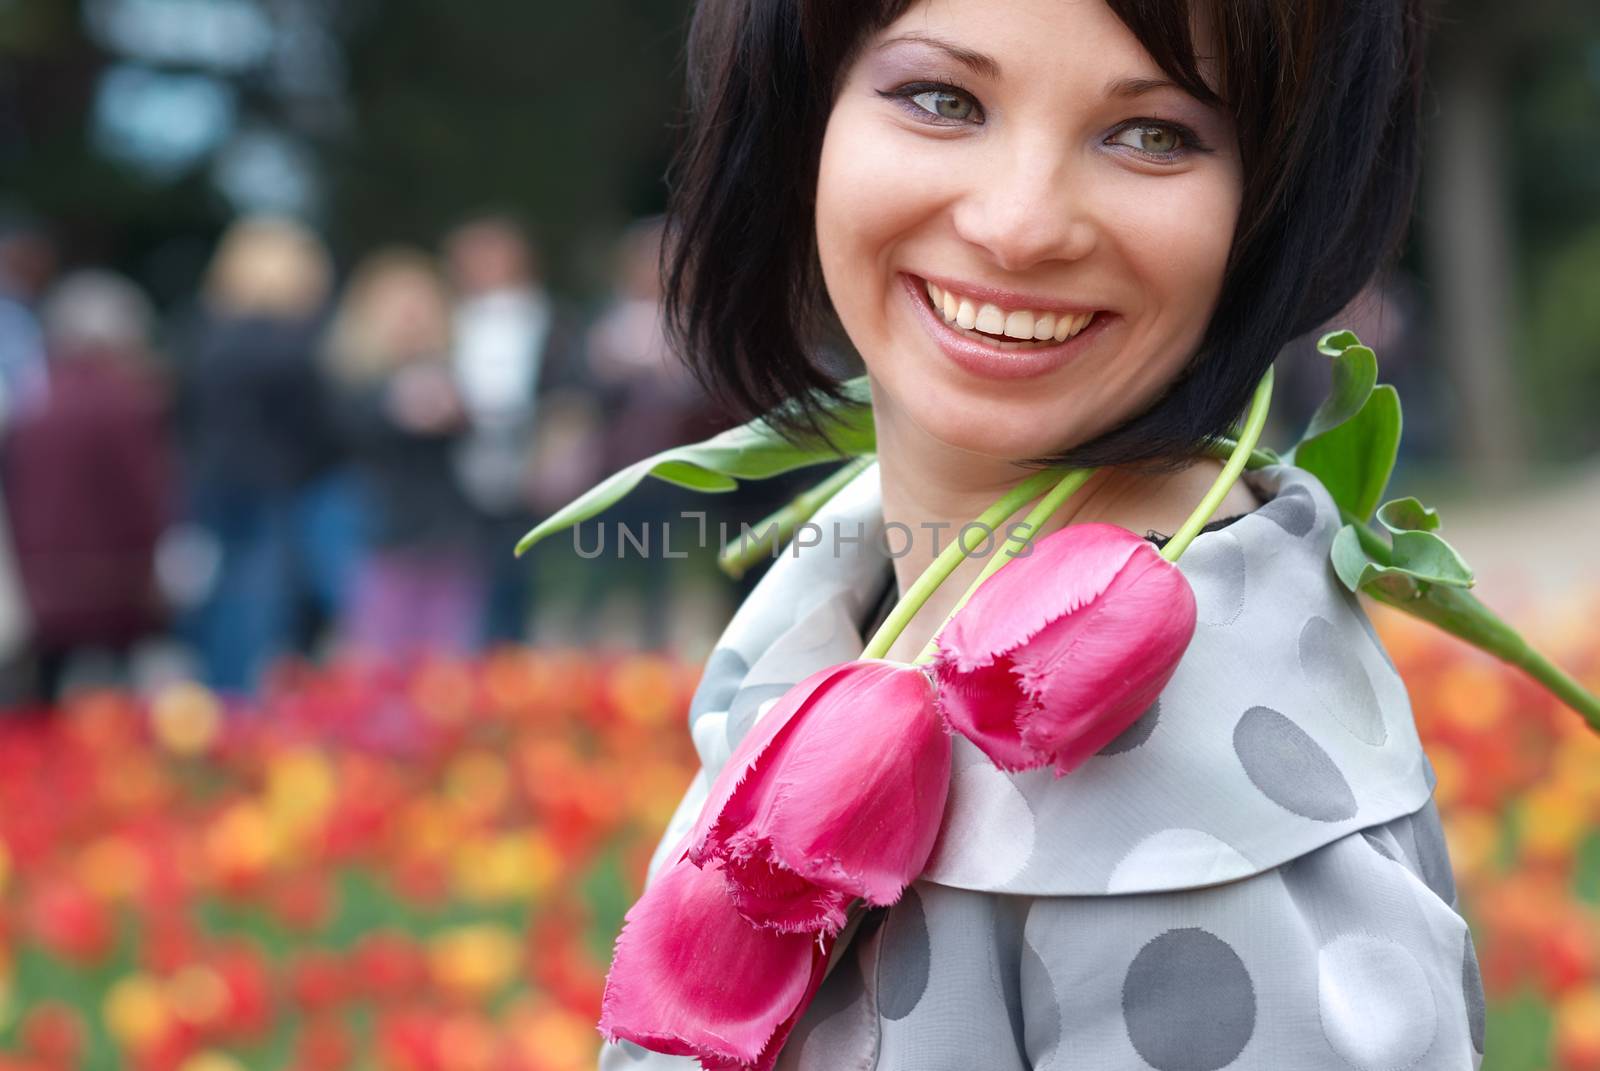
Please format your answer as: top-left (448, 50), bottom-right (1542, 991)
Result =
top-left (881, 377), bottom-right (1098, 464)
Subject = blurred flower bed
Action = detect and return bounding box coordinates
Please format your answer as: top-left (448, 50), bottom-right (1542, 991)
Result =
top-left (1379, 601), bottom-right (1600, 1071)
top-left (0, 652), bottom-right (702, 1071)
top-left (0, 605), bottom-right (1596, 1071)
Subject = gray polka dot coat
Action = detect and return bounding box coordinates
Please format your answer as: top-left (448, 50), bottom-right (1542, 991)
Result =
top-left (598, 464), bottom-right (1486, 1071)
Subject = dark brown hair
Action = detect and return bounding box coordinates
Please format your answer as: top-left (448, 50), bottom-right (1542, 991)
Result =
top-left (664, 0), bottom-right (1429, 467)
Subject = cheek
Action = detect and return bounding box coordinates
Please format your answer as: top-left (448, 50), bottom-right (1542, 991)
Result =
top-left (815, 105), bottom-right (938, 344)
top-left (1105, 172), bottom-right (1240, 323)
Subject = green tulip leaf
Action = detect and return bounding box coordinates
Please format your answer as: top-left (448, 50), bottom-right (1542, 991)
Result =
top-left (515, 377), bottom-right (876, 556)
top-left (1375, 496), bottom-right (1440, 533)
top-left (1293, 331), bottom-right (1379, 447)
top-left (1292, 384), bottom-right (1401, 523)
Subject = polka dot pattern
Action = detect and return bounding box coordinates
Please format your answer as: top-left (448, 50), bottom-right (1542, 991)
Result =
top-left (1107, 828), bottom-right (1254, 893)
top-left (635, 462), bottom-right (1469, 1071)
top-left (1233, 705), bottom-right (1358, 822)
top-left (1122, 927), bottom-right (1256, 1071)
top-left (689, 647), bottom-right (747, 727)
top-left (1410, 800), bottom-right (1457, 906)
top-left (1184, 532), bottom-right (1247, 627)
top-left (1256, 482), bottom-right (1317, 536)
top-left (1463, 931), bottom-right (1486, 1055)
top-left (1317, 933), bottom-right (1437, 1070)
top-left (1299, 616), bottom-right (1388, 746)
top-left (878, 888), bottom-right (931, 1022)
top-left (1096, 698), bottom-right (1161, 755)
top-left (1020, 939), bottom-right (1062, 1067)
top-left (922, 764), bottom-right (1035, 888)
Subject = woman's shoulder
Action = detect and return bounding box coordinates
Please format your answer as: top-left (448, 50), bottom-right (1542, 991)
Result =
top-left (920, 464), bottom-right (1434, 896)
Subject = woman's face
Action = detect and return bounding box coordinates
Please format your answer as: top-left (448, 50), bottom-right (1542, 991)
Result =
top-left (815, 0), bottom-right (1241, 464)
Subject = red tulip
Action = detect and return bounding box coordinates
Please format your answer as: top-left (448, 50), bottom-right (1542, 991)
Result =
top-left (687, 660), bottom-right (950, 935)
top-left (599, 851), bottom-right (832, 1071)
top-left (934, 523), bottom-right (1197, 776)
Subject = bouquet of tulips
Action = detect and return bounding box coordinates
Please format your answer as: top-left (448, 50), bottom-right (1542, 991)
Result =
top-left (517, 333), bottom-right (1600, 1069)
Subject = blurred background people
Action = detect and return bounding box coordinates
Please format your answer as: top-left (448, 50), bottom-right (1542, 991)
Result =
top-left (172, 216), bottom-right (346, 693)
top-left (576, 218), bottom-right (723, 649)
top-left (442, 214), bottom-right (585, 646)
top-left (325, 248), bottom-right (483, 660)
top-left (0, 215), bottom-right (56, 429)
top-left (0, 270), bottom-right (174, 701)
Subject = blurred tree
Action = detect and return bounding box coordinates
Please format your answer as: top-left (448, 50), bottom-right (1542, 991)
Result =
top-left (1421, 0), bottom-right (1600, 475)
top-left (326, 0), bottom-right (689, 284)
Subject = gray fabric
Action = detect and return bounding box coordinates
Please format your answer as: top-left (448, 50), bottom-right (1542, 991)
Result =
top-left (600, 462), bottom-right (1481, 1069)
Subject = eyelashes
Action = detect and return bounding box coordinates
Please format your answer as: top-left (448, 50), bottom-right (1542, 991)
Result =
top-left (877, 79), bottom-right (1214, 162)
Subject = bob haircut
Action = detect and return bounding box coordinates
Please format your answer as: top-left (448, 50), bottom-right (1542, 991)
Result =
top-left (663, 0), bottom-right (1429, 469)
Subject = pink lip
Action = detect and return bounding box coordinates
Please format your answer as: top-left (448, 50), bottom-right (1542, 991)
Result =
top-left (899, 273), bottom-right (1112, 382)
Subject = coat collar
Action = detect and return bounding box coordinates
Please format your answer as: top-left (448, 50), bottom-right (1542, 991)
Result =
top-left (668, 461), bottom-right (1433, 895)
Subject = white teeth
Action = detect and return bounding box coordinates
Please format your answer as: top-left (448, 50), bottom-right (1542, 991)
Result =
top-left (974, 303), bottom-right (1005, 335)
top-left (920, 278), bottom-right (1096, 346)
top-left (1003, 310), bottom-right (1035, 339)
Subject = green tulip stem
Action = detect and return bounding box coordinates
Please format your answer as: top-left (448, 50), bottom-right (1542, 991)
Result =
top-left (717, 456), bottom-right (874, 580)
top-left (911, 467), bottom-right (1096, 666)
top-left (1160, 368), bottom-right (1275, 563)
top-left (860, 468), bottom-right (1065, 661)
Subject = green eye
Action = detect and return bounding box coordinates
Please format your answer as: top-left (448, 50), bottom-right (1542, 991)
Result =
top-left (910, 89), bottom-right (977, 121)
top-left (1111, 124), bottom-right (1183, 155)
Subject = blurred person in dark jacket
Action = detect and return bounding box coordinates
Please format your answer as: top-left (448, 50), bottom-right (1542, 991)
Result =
top-left (579, 218), bottom-right (726, 648)
top-left (442, 214), bottom-right (585, 645)
top-left (325, 248), bottom-right (484, 659)
top-left (1, 271), bottom-right (174, 701)
top-left (174, 216), bottom-right (346, 693)
top-left (0, 216), bottom-right (56, 429)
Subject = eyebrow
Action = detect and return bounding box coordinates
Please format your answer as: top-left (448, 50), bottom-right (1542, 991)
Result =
top-left (875, 32), bottom-right (1001, 80)
top-left (874, 36), bottom-right (1191, 103)
top-left (1105, 76), bottom-right (1185, 99)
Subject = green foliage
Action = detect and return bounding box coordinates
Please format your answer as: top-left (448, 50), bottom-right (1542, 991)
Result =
top-left (1288, 331), bottom-right (1402, 523)
top-left (1521, 220), bottom-right (1600, 458)
top-left (515, 379), bottom-right (876, 556)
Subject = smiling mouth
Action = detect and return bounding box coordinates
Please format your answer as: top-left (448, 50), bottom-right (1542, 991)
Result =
top-left (919, 278), bottom-right (1102, 350)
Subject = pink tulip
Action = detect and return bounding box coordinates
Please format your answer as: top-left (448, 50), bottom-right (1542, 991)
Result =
top-left (599, 849), bottom-right (833, 1070)
top-left (934, 523), bottom-right (1197, 777)
top-left (689, 660), bottom-right (951, 935)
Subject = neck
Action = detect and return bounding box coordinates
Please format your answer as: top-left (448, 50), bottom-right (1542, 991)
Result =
top-left (870, 402), bottom-right (1254, 664)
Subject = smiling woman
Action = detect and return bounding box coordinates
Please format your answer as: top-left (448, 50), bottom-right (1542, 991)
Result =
top-left (595, 1), bottom-right (1484, 1069)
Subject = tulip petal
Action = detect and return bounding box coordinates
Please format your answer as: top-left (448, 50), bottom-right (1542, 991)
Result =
top-left (937, 524), bottom-right (1142, 672)
top-left (934, 524), bottom-right (1197, 776)
top-left (599, 850), bottom-right (830, 1070)
top-left (690, 661), bottom-right (952, 931)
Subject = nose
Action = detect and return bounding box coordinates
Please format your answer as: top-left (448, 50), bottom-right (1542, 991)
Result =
top-left (949, 150), bottom-right (1098, 272)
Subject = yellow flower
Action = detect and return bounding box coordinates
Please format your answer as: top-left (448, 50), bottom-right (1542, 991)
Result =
top-left (507, 996), bottom-right (599, 1071)
top-left (77, 835), bottom-right (149, 901)
top-left (149, 682), bottom-right (223, 756)
top-left (103, 973), bottom-right (171, 1051)
top-left (265, 748), bottom-right (336, 840)
top-left (451, 830), bottom-right (559, 904)
top-left (1518, 784), bottom-right (1590, 863)
top-left (178, 1052), bottom-right (248, 1071)
top-left (205, 801), bottom-right (279, 878)
top-left (428, 924), bottom-right (521, 1003)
